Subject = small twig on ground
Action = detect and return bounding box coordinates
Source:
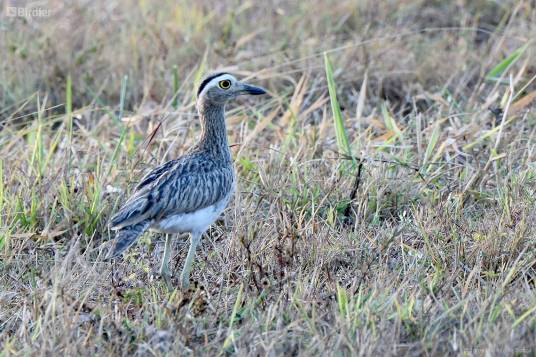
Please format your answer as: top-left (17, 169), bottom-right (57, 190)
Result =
top-left (343, 159), bottom-right (363, 222)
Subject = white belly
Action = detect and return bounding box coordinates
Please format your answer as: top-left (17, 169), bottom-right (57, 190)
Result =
top-left (150, 194), bottom-right (232, 234)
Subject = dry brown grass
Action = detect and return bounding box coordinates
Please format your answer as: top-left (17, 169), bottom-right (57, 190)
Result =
top-left (1, 0), bottom-right (536, 355)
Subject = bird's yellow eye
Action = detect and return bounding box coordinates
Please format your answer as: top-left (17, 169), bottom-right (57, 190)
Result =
top-left (219, 80), bottom-right (231, 89)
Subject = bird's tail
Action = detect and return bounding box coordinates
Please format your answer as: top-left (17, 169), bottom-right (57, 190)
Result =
top-left (105, 220), bottom-right (151, 260)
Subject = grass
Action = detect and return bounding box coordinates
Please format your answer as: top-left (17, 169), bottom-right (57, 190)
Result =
top-left (1, 0), bottom-right (536, 355)
top-left (324, 53), bottom-right (353, 163)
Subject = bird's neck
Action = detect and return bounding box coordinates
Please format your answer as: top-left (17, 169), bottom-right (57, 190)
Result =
top-left (198, 103), bottom-right (231, 162)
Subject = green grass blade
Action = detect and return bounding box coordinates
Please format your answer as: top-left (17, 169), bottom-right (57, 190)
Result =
top-left (223, 283), bottom-right (244, 350)
top-left (172, 65), bottom-right (180, 109)
top-left (462, 117), bottom-right (515, 151)
top-left (106, 75), bottom-right (129, 179)
top-left (324, 53), bottom-right (355, 166)
top-left (423, 121), bottom-right (440, 168)
top-left (381, 103), bottom-right (402, 144)
top-left (485, 43), bottom-right (529, 81)
top-left (513, 303), bottom-right (536, 328)
top-left (193, 51), bottom-right (208, 101)
top-left (0, 160), bottom-right (3, 227)
top-left (66, 75), bottom-right (73, 175)
top-left (336, 284), bottom-right (349, 320)
top-left (66, 75), bottom-right (72, 115)
top-left (118, 75), bottom-right (127, 122)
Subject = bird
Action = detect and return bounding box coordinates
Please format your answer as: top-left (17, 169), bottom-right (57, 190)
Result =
top-left (106, 72), bottom-right (267, 289)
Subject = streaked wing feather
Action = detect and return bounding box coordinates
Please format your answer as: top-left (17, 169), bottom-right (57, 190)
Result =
top-left (135, 159), bottom-right (177, 191)
top-left (156, 166), bottom-right (234, 218)
top-left (110, 154), bottom-right (233, 229)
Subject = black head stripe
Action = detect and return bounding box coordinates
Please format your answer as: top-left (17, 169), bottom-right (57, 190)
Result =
top-left (197, 72), bottom-right (230, 97)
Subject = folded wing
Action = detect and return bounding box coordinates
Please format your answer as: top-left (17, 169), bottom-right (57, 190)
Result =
top-left (110, 154), bottom-right (234, 230)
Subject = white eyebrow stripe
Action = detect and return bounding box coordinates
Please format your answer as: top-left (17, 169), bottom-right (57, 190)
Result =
top-left (201, 74), bottom-right (236, 94)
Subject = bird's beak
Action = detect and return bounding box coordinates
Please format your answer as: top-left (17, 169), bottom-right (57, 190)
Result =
top-left (239, 82), bottom-right (267, 95)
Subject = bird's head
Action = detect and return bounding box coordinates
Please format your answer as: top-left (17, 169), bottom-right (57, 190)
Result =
top-left (196, 72), bottom-right (267, 108)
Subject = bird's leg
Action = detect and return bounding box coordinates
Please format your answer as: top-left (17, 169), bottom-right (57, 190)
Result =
top-left (159, 234), bottom-right (173, 286)
top-left (180, 231), bottom-right (202, 289)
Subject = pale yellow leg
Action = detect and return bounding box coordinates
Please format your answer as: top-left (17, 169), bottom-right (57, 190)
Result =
top-left (180, 232), bottom-right (202, 289)
top-left (160, 234), bottom-right (173, 286)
